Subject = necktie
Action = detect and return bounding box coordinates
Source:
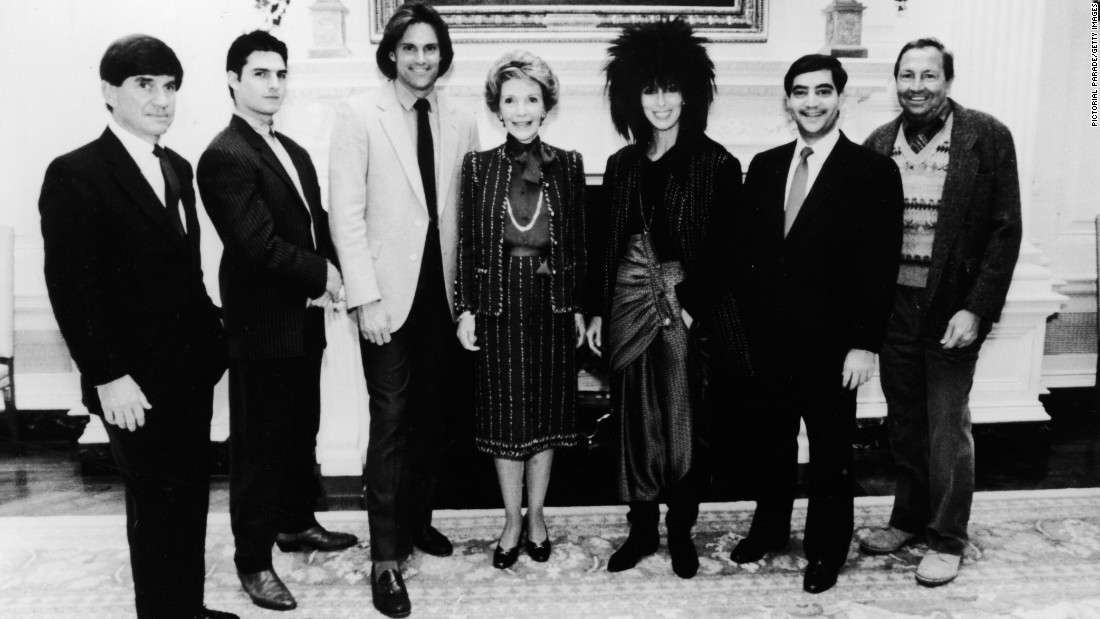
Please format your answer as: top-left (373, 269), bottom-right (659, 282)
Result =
top-left (152, 144), bottom-right (185, 236)
top-left (784, 146), bottom-right (813, 237)
top-left (413, 98), bottom-right (437, 226)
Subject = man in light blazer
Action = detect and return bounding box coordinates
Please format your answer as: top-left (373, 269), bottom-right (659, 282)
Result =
top-left (858, 38), bottom-right (1022, 588)
top-left (732, 55), bottom-right (903, 594)
top-left (197, 31), bottom-right (357, 612)
top-left (328, 2), bottom-right (478, 617)
top-left (39, 34), bottom-right (234, 619)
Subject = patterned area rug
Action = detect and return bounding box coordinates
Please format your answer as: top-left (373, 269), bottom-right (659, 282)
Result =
top-left (1, 489), bottom-right (1099, 618)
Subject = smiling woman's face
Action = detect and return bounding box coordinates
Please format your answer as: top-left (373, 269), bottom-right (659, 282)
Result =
top-left (641, 83), bottom-right (683, 134)
top-left (499, 76), bottom-right (546, 143)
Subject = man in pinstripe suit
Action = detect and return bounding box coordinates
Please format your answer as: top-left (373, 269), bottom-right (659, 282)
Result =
top-left (197, 31), bottom-right (356, 613)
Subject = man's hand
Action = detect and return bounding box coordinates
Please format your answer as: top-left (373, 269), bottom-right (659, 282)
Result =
top-left (96, 374), bottom-right (151, 432)
top-left (941, 309), bottom-right (980, 349)
top-left (357, 300), bottom-right (392, 345)
top-left (585, 316), bottom-right (603, 356)
top-left (573, 313), bottom-right (586, 348)
top-left (325, 261), bottom-right (343, 301)
top-left (456, 313), bottom-right (480, 351)
top-left (841, 349), bottom-right (876, 391)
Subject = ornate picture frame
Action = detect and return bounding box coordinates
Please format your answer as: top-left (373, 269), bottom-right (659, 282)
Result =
top-left (369, 0), bottom-right (767, 43)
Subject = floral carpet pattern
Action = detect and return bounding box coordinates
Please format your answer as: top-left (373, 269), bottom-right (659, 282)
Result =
top-left (1, 489), bottom-right (1099, 618)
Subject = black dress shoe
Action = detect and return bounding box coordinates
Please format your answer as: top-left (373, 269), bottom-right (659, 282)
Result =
top-left (371, 565), bottom-right (412, 618)
top-left (238, 568), bottom-right (296, 611)
top-left (493, 543), bottom-right (521, 569)
top-left (668, 529), bottom-right (699, 579)
top-left (197, 607), bottom-right (239, 619)
top-left (275, 525), bottom-right (358, 552)
top-left (525, 520), bottom-right (552, 562)
top-left (802, 559), bottom-right (840, 594)
top-left (729, 536), bottom-right (788, 564)
top-left (411, 525), bottom-right (453, 557)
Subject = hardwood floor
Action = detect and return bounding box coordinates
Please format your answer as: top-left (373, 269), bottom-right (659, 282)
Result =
top-left (1, 387), bottom-right (1097, 517)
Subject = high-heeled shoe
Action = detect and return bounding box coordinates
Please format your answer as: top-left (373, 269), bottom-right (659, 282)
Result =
top-left (492, 521), bottom-right (525, 569)
top-left (525, 518), bottom-right (552, 563)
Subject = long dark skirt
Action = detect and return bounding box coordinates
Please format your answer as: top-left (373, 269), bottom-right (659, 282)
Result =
top-left (474, 254), bottom-right (582, 459)
top-left (608, 233), bottom-right (703, 502)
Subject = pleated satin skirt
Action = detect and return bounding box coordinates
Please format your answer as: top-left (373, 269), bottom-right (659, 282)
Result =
top-left (474, 254), bottom-right (582, 459)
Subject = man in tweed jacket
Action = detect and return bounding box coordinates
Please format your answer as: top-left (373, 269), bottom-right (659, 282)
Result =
top-left (858, 38), bottom-right (1022, 587)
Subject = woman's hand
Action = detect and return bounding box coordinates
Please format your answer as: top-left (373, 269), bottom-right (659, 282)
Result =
top-left (456, 312), bottom-right (480, 351)
top-left (573, 313), bottom-right (586, 348)
top-left (585, 316), bottom-right (603, 356)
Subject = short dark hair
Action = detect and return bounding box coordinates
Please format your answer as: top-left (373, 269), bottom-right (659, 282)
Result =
top-left (783, 54), bottom-right (847, 96)
top-left (484, 50), bottom-right (560, 114)
top-left (376, 1), bottom-right (454, 81)
top-left (100, 34), bottom-right (183, 112)
top-left (604, 20), bottom-right (716, 146)
top-left (893, 37), bottom-right (955, 81)
top-left (226, 30), bottom-right (288, 99)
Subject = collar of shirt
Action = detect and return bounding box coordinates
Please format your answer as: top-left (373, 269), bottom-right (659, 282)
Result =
top-left (785, 126), bottom-right (842, 203)
top-left (107, 119), bottom-right (171, 214)
top-left (393, 79), bottom-right (438, 113)
top-left (235, 111), bottom-right (276, 139)
top-left (902, 99), bottom-right (953, 144)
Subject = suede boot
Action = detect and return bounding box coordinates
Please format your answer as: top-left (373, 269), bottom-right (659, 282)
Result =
top-left (608, 501), bottom-right (659, 572)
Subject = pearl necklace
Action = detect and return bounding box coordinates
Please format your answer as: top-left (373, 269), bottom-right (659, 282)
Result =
top-left (506, 189), bottom-right (544, 233)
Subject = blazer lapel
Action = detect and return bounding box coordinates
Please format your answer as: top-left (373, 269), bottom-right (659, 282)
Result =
top-left (377, 85), bottom-right (428, 213)
top-left (928, 102), bottom-right (979, 292)
top-left (98, 129), bottom-right (187, 247)
top-left (436, 96), bottom-right (460, 218)
top-left (784, 134), bottom-right (850, 241)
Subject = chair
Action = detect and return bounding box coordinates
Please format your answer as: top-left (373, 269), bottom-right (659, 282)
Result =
top-left (0, 225), bottom-right (20, 455)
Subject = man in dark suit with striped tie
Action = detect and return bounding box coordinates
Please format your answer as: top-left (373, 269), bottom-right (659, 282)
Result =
top-left (39, 34), bottom-right (234, 619)
top-left (197, 31), bottom-right (356, 613)
top-left (732, 55), bottom-right (904, 594)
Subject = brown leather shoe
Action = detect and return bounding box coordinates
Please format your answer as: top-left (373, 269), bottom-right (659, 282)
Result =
top-left (276, 525), bottom-right (358, 552)
top-left (238, 568), bottom-right (297, 611)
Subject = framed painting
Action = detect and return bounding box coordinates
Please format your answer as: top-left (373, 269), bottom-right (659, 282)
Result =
top-left (368, 0), bottom-right (767, 43)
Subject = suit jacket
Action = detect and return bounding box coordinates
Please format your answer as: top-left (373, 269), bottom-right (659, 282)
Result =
top-left (39, 128), bottom-right (226, 416)
top-left (328, 81), bottom-right (479, 331)
top-left (198, 115), bottom-right (336, 359)
top-left (743, 132), bottom-right (904, 377)
top-left (863, 100), bottom-right (1022, 338)
top-left (455, 142), bottom-right (586, 316)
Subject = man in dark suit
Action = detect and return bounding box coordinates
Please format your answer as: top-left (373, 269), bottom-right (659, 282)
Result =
top-left (197, 31), bottom-right (356, 612)
top-left (38, 35), bottom-right (235, 619)
top-left (731, 55), bottom-right (904, 594)
top-left (858, 38), bottom-right (1022, 587)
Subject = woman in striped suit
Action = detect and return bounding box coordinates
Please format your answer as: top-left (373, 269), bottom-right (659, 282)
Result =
top-left (455, 50), bottom-right (587, 569)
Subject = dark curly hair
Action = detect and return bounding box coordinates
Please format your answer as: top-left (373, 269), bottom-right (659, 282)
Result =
top-left (604, 20), bottom-right (715, 145)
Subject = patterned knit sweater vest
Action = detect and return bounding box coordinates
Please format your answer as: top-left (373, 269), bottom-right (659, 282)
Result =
top-left (892, 113), bottom-right (953, 288)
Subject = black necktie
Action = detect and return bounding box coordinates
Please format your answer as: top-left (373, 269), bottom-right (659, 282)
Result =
top-left (152, 144), bottom-right (185, 236)
top-left (413, 98), bottom-right (437, 226)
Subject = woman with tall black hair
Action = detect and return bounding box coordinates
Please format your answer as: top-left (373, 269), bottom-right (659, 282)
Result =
top-left (585, 20), bottom-right (749, 579)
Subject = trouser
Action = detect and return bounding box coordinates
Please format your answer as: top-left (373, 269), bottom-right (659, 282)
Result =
top-left (362, 229), bottom-right (455, 561)
top-left (880, 285), bottom-right (980, 555)
top-left (229, 350), bottom-right (324, 573)
top-left (746, 371), bottom-right (857, 568)
top-left (103, 385), bottom-right (214, 619)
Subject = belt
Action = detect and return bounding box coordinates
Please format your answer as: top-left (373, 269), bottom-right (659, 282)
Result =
top-left (507, 246), bottom-right (546, 257)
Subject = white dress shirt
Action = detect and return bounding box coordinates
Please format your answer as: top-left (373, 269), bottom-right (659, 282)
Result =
top-left (784, 126), bottom-right (842, 210)
top-left (107, 119), bottom-right (185, 232)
